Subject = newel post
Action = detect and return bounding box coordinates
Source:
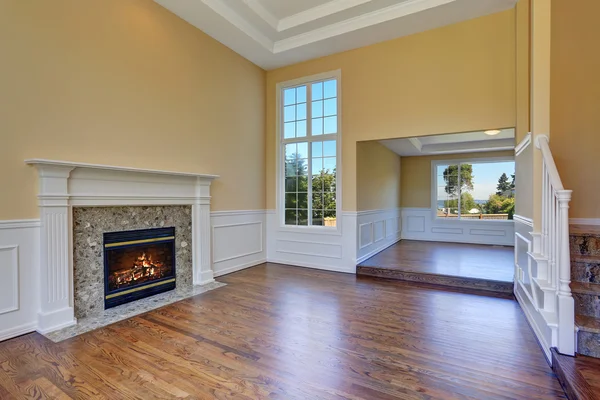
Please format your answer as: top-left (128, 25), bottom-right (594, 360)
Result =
top-left (556, 189), bottom-right (575, 355)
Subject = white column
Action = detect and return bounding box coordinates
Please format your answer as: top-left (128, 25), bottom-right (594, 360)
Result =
top-left (35, 165), bottom-right (76, 333)
top-left (192, 179), bottom-right (214, 285)
top-left (556, 189), bottom-right (575, 356)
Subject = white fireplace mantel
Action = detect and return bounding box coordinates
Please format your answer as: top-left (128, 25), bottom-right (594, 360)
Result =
top-left (25, 159), bottom-right (219, 334)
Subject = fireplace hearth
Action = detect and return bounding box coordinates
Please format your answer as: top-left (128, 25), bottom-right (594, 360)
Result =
top-left (104, 227), bottom-right (176, 309)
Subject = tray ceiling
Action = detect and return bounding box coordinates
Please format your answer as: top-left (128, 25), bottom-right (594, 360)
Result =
top-left (154, 0), bottom-right (517, 69)
top-left (379, 129), bottom-right (516, 156)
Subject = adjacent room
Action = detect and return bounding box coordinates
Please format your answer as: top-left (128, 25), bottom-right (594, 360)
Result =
top-left (358, 130), bottom-right (517, 294)
top-left (1, 0), bottom-right (598, 398)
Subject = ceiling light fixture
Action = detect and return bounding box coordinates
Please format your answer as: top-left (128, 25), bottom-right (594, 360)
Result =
top-left (484, 130), bottom-right (501, 136)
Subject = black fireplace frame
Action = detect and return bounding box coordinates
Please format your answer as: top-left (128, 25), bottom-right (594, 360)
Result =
top-left (103, 227), bottom-right (176, 309)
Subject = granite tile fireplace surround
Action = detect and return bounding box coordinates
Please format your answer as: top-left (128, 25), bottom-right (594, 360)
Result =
top-left (25, 159), bottom-right (219, 335)
top-left (73, 206), bottom-right (192, 319)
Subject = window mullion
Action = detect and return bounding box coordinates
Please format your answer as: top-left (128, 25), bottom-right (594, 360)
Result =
top-left (458, 163), bottom-right (462, 219)
top-left (307, 84), bottom-right (313, 225)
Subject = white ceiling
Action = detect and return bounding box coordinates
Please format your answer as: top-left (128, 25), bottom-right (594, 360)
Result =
top-left (154, 0), bottom-right (517, 69)
top-left (379, 129), bottom-right (515, 156)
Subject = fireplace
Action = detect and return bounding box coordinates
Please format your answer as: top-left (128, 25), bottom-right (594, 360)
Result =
top-left (103, 227), bottom-right (176, 309)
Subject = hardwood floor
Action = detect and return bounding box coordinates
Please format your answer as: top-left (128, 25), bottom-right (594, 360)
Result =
top-left (358, 241), bottom-right (515, 293)
top-left (552, 348), bottom-right (600, 400)
top-left (359, 241), bottom-right (514, 282)
top-left (0, 263), bottom-right (565, 399)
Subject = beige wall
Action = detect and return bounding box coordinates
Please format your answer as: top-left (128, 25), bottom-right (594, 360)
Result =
top-left (266, 10), bottom-right (516, 211)
top-left (515, 144), bottom-right (534, 219)
top-left (550, 0), bottom-right (600, 219)
top-left (356, 142), bottom-right (401, 211)
top-left (400, 151), bottom-right (514, 208)
top-left (0, 0), bottom-right (266, 220)
top-left (515, 0), bottom-right (531, 144)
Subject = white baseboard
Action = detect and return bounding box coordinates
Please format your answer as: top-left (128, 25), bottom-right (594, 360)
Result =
top-left (267, 258), bottom-right (355, 274)
top-left (214, 259), bottom-right (266, 277)
top-left (356, 237), bottom-right (401, 264)
top-left (515, 284), bottom-right (552, 364)
top-left (0, 321), bottom-right (37, 342)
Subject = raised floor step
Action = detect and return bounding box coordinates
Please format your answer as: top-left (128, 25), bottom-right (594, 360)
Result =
top-left (576, 315), bottom-right (600, 358)
top-left (357, 266), bottom-right (514, 294)
top-left (552, 348), bottom-right (600, 400)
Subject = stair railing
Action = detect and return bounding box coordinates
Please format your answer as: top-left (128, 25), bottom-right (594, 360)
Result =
top-left (536, 134), bottom-right (575, 355)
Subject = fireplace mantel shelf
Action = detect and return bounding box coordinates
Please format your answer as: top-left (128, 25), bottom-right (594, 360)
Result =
top-left (25, 159), bottom-right (219, 180)
top-left (26, 158), bottom-right (217, 334)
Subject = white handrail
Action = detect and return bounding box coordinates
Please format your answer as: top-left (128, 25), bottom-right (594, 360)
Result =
top-left (535, 134), bottom-right (575, 356)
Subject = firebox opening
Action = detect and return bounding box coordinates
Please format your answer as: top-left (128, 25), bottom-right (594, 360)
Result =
top-left (104, 227), bottom-right (176, 309)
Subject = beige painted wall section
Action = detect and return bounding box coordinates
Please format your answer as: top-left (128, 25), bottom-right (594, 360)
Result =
top-left (266, 10), bottom-right (516, 211)
top-left (550, 0), bottom-right (600, 219)
top-left (400, 151), bottom-right (514, 208)
top-left (515, 144), bottom-right (534, 219)
top-left (356, 142), bottom-right (401, 211)
top-left (515, 0), bottom-right (531, 143)
top-left (0, 0), bottom-right (266, 220)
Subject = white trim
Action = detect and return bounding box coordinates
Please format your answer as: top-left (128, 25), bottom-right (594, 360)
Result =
top-left (267, 259), bottom-right (354, 274)
top-left (25, 159), bottom-right (218, 180)
top-left (212, 221), bottom-right (263, 263)
top-left (408, 137), bottom-right (423, 153)
top-left (213, 259), bottom-right (266, 277)
top-left (244, 0), bottom-right (279, 30)
top-left (0, 219), bottom-right (41, 230)
top-left (0, 245), bottom-right (19, 315)
top-left (276, 70), bottom-right (342, 233)
top-left (515, 283), bottom-right (552, 363)
top-left (356, 208), bottom-right (402, 217)
top-left (0, 322), bottom-right (37, 342)
top-left (569, 218), bottom-right (600, 226)
top-left (514, 214), bottom-right (534, 227)
top-left (201, 0), bottom-right (274, 51)
top-left (278, 0), bottom-right (372, 31)
top-left (273, 0), bottom-right (457, 53)
top-left (356, 237), bottom-right (401, 264)
top-left (211, 210), bottom-right (266, 217)
top-left (515, 132), bottom-right (532, 156)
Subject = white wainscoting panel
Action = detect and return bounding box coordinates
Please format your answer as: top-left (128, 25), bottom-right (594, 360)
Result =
top-left (266, 210), bottom-right (357, 273)
top-left (211, 211), bottom-right (266, 277)
top-left (356, 209), bottom-right (402, 264)
top-left (0, 220), bottom-right (40, 341)
top-left (401, 208), bottom-right (514, 246)
top-left (513, 215), bottom-right (555, 362)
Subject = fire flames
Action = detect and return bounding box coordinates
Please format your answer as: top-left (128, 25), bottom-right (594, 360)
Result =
top-left (110, 252), bottom-right (166, 289)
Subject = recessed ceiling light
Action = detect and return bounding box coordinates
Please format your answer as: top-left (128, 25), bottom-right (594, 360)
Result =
top-left (484, 130), bottom-right (501, 136)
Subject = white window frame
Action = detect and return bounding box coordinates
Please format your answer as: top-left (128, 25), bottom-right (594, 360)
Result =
top-left (430, 156), bottom-right (515, 224)
top-left (275, 70), bottom-right (342, 234)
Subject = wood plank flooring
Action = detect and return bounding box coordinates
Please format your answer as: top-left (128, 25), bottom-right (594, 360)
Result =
top-left (358, 241), bottom-right (515, 293)
top-left (0, 263), bottom-right (565, 399)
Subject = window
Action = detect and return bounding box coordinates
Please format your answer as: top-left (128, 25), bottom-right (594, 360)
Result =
top-left (434, 159), bottom-right (515, 220)
top-left (279, 73), bottom-right (340, 228)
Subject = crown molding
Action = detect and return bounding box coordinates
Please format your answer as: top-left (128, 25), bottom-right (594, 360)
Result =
top-left (273, 0), bottom-right (456, 53)
top-left (202, 0), bottom-right (274, 51)
top-left (244, 0), bottom-right (279, 30)
top-left (278, 0), bottom-right (373, 32)
top-left (408, 137), bottom-right (423, 153)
